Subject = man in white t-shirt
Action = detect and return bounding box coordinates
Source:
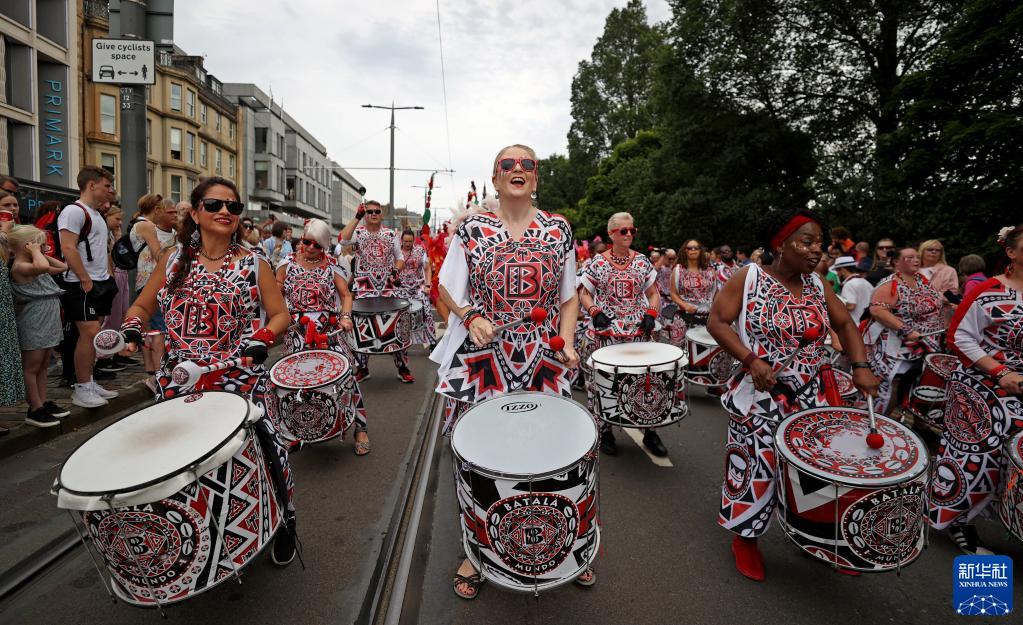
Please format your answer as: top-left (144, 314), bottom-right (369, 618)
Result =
top-left (58, 165), bottom-right (119, 408)
top-left (833, 255), bottom-right (874, 324)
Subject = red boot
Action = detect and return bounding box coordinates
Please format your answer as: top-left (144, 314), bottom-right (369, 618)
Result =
top-left (731, 536), bottom-right (765, 581)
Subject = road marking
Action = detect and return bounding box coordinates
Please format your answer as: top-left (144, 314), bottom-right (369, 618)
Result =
top-left (623, 428), bottom-right (674, 467)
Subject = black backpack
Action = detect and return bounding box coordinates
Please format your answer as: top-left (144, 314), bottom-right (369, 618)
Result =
top-left (111, 217), bottom-right (145, 270)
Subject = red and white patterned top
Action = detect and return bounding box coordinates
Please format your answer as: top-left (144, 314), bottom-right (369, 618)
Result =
top-left (279, 254), bottom-right (343, 313)
top-left (352, 225), bottom-right (401, 298)
top-left (397, 244), bottom-right (428, 299)
top-left (673, 266), bottom-right (718, 311)
top-left (948, 277), bottom-right (1023, 369)
top-left (580, 251), bottom-right (656, 336)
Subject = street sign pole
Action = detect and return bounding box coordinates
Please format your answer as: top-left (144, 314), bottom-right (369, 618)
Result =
top-left (116, 0), bottom-right (148, 236)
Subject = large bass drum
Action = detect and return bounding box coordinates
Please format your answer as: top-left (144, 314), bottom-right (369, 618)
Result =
top-left (997, 430), bottom-right (1023, 544)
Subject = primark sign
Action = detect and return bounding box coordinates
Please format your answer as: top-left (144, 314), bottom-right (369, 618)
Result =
top-left (37, 62), bottom-right (70, 188)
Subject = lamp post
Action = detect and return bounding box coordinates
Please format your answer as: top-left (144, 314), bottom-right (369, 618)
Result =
top-left (362, 102), bottom-right (424, 228)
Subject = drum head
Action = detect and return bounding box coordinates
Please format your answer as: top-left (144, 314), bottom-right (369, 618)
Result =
top-left (1008, 430), bottom-right (1023, 472)
top-left (451, 393), bottom-right (596, 478)
top-left (910, 385), bottom-right (945, 402)
top-left (58, 392), bottom-right (252, 496)
top-left (352, 297), bottom-right (410, 313)
top-left (684, 325), bottom-right (717, 347)
top-left (925, 353), bottom-right (958, 380)
top-left (589, 341), bottom-right (686, 374)
top-left (776, 407), bottom-right (928, 486)
top-left (409, 300), bottom-right (424, 312)
top-left (270, 349), bottom-right (350, 390)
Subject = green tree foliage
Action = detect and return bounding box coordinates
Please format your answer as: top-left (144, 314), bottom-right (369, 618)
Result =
top-left (536, 154), bottom-right (589, 215)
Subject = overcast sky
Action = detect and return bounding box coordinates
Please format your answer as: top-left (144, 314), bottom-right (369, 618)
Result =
top-left (174, 0), bottom-right (670, 222)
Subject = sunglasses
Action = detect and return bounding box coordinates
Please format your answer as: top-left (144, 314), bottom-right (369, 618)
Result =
top-left (241, 222), bottom-right (254, 229)
top-left (365, 209), bottom-right (382, 215)
top-left (498, 157), bottom-right (537, 172)
top-left (614, 227), bottom-right (638, 236)
top-left (201, 198), bottom-right (244, 215)
top-left (685, 245), bottom-right (701, 251)
top-left (924, 248), bottom-right (943, 253)
top-left (876, 245), bottom-right (894, 250)
top-left (301, 238), bottom-right (323, 250)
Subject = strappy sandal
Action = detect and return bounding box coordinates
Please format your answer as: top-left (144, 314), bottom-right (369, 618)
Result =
top-left (575, 566), bottom-right (597, 587)
top-left (453, 572), bottom-right (482, 600)
top-left (354, 440), bottom-right (371, 456)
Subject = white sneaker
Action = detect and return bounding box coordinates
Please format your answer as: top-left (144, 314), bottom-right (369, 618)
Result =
top-left (71, 384), bottom-right (108, 408)
top-left (89, 380), bottom-right (119, 399)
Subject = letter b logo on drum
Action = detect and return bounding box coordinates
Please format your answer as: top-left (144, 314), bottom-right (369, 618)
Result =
top-left (953, 555), bottom-right (1012, 616)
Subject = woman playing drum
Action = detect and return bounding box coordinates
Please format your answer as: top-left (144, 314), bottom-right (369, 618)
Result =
top-left (276, 218), bottom-right (369, 455)
top-left (707, 208), bottom-right (879, 581)
top-left (396, 228), bottom-right (437, 349)
top-left (863, 247), bottom-right (945, 414)
top-left (120, 176), bottom-right (299, 566)
top-left (666, 238), bottom-right (717, 346)
top-left (929, 225), bottom-right (1023, 555)
top-left (431, 144), bottom-right (583, 599)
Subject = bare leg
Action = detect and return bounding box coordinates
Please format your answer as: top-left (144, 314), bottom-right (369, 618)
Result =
top-left (21, 349), bottom-right (47, 410)
top-left (74, 320), bottom-right (101, 384)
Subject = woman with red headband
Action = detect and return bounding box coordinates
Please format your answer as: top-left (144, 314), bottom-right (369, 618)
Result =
top-left (431, 144), bottom-right (583, 599)
top-left (928, 225), bottom-right (1023, 555)
top-left (862, 247), bottom-right (945, 414)
top-left (579, 211), bottom-right (662, 457)
top-left (708, 208), bottom-right (878, 581)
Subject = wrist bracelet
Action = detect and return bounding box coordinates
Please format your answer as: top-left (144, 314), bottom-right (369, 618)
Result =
top-left (990, 364), bottom-right (1008, 380)
top-left (588, 306), bottom-right (601, 317)
top-left (463, 312), bottom-right (483, 330)
top-left (741, 352), bottom-right (759, 368)
top-left (851, 361), bottom-right (871, 370)
top-left (252, 327), bottom-right (276, 346)
top-left (122, 316), bottom-right (144, 333)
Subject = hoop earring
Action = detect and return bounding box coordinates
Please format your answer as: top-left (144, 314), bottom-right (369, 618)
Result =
top-left (530, 191), bottom-right (537, 201)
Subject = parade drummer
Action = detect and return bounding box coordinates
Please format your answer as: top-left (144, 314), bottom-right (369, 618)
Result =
top-left (396, 228), bottom-right (438, 349)
top-left (578, 212), bottom-right (663, 457)
top-left (707, 208), bottom-right (879, 582)
top-left (666, 238), bottom-right (717, 347)
top-left (862, 247), bottom-right (945, 414)
top-left (337, 199), bottom-right (411, 383)
top-left (715, 244), bottom-right (739, 286)
top-left (120, 176), bottom-right (299, 566)
top-left (430, 144), bottom-right (588, 599)
top-left (276, 218), bottom-right (370, 456)
top-left (929, 225), bottom-right (1023, 555)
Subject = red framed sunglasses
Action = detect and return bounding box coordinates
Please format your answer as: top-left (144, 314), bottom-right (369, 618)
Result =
top-left (497, 157), bottom-right (537, 172)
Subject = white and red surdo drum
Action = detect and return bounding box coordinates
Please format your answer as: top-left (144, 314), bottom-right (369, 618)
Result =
top-left (907, 353), bottom-right (958, 431)
top-left (832, 369), bottom-right (862, 407)
top-left (588, 342), bottom-right (689, 428)
top-left (350, 296), bottom-right (412, 354)
top-left (268, 349), bottom-right (355, 445)
top-left (451, 393), bottom-right (600, 593)
top-left (997, 430), bottom-right (1023, 543)
top-left (919, 353), bottom-right (958, 389)
top-left (774, 407), bottom-right (930, 573)
top-left (53, 392), bottom-right (282, 607)
top-left (684, 326), bottom-right (737, 388)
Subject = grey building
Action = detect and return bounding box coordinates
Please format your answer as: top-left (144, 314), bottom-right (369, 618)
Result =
top-left (329, 159), bottom-right (363, 229)
top-left (1, 0), bottom-right (80, 195)
top-left (222, 83), bottom-right (289, 225)
top-left (282, 110), bottom-right (332, 225)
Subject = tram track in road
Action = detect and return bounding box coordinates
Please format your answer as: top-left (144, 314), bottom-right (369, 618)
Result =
top-left (0, 526), bottom-right (81, 603)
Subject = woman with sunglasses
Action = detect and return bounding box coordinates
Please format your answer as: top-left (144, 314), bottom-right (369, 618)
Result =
top-left (867, 238), bottom-right (897, 285)
top-left (580, 212), bottom-right (663, 457)
top-left (707, 208), bottom-right (878, 581)
top-left (666, 239), bottom-right (717, 347)
top-left (276, 218), bottom-right (369, 455)
top-left (337, 200), bottom-right (410, 382)
top-left (929, 224), bottom-right (1023, 556)
top-left (119, 176), bottom-right (299, 566)
top-left (863, 247), bottom-right (945, 414)
top-left (396, 228), bottom-right (437, 349)
top-left (432, 144), bottom-right (584, 599)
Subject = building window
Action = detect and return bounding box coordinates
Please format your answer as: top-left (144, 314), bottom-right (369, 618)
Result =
top-left (229, 121), bottom-right (236, 140)
top-left (215, 148), bottom-right (222, 174)
top-left (100, 94), bottom-right (116, 134)
top-left (187, 132), bottom-right (195, 164)
top-left (215, 112), bottom-right (221, 132)
top-left (200, 141), bottom-right (207, 167)
top-left (200, 103), bottom-right (208, 124)
top-left (170, 175), bottom-right (182, 202)
top-left (101, 153), bottom-right (116, 179)
top-left (147, 168), bottom-right (154, 193)
top-left (170, 83), bottom-right (182, 111)
top-left (229, 154), bottom-right (236, 178)
top-left (255, 161), bottom-right (269, 189)
top-left (146, 118), bottom-right (152, 154)
top-left (255, 128), bottom-right (267, 153)
top-left (186, 90), bottom-right (195, 118)
top-left (170, 128), bottom-right (182, 160)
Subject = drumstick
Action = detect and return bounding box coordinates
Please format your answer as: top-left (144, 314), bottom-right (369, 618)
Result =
top-left (492, 307), bottom-right (547, 333)
top-left (93, 329), bottom-right (125, 358)
top-left (171, 357), bottom-right (245, 388)
top-left (865, 395), bottom-right (884, 449)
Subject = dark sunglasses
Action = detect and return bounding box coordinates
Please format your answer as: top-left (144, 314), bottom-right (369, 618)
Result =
top-left (241, 222), bottom-right (254, 229)
top-left (685, 245), bottom-right (701, 251)
top-left (876, 244), bottom-right (894, 250)
top-left (498, 157), bottom-right (537, 172)
top-left (365, 209), bottom-right (382, 215)
top-left (301, 238), bottom-right (323, 250)
top-left (201, 198), bottom-right (244, 215)
top-left (614, 227), bottom-right (638, 236)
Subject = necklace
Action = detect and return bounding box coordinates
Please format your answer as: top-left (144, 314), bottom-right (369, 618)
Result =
top-left (609, 250), bottom-right (631, 265)
top-left (199, 246), bottom-right (233, 261)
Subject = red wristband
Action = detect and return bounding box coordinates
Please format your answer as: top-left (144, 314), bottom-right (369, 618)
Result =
top-left (588, 306), bottom-right (601, 317)
top-left (252, 327), bottom-right (275, 346)
top-left (741, 352), bottom-right (759, 368)
top-left (645, 308), bottom-right (658, 318)
top-left (989, 364), bottom-right (1007, 380)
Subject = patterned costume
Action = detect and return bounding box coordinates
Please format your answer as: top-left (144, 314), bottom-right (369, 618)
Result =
top-left (716, 261), bottom-right (739, 288)
top-left (351, 224), bottom-right (408, 370)
top-left (155, 247), bottom-right (294, 519)
top-left (666, 265), bottom-right (717, 347)
top-left (862, 274), bottom-right (944, 413)
top-left (929, 278), bottom-right (1023, 528)
top-left (655, 264), bottom-right (673, 299)
top-left (397, 243), bottom-right (437, 346)
top-left (719, 265), bottom-right (832, 537)
top-left (430, 210), bottom-right (577, 429)
top-left (279, 254), bottom-right (367, 431)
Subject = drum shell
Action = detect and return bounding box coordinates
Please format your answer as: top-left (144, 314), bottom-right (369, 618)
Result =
top-left (684, 328), bottom-right (737, 387)
top-left (589, 361), bottom-right (688, 429)
top-left (350, 298), bottom-right (412, 354)
top-left (996, 431), bottom-right (1023, 543)
top-left (79, 426), bottom-right (281, 606)
top-left (907, 385), bottom-right (946, 432)
top-left (919, 353), bottom-right (958, 390)
top-left (269, 377), bottom-right (355, 444)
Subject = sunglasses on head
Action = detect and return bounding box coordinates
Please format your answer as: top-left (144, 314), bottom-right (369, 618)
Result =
top-left (201, 198), bottom-right (244, 215)
top-left (614, 227), bottom-right (638, 236)
top-left (365, 209), bottom-right (382, 215)
top-left (498, 157), bottom-right (537, 172)
top-left (301, 238), bottom-right (323, 250)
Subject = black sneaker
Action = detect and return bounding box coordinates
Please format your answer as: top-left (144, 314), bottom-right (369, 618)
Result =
top-left (642, 429), bottom-right (668, 457)
top-left (949, 524), bottom-right (994, 556)
top-left (43, 401), bottom-right (71, 418)
top-left (600, 430), bottom-right (617, 455)
top-left (26, 408), bottom-right (60, 428)
top-left (271, 522), bottom-right (297, 566)
top-left (94, 369), bottom-right (116, 380)
top-left (95, 358), bottom-right (126, 373)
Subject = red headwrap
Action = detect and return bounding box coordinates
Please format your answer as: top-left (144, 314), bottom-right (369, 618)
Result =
top-left (769, 214), bottom-right (816, 250)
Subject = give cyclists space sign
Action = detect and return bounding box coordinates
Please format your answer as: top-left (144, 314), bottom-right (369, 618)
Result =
top-left (92, 39), bottom-right (156, 85)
